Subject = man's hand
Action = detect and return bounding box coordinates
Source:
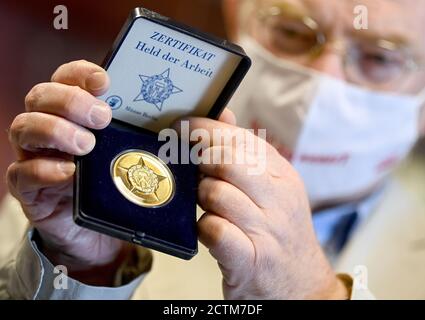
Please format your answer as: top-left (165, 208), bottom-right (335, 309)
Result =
top-left (7, 60), bottom-right (131, 286)
top-left (176, 112), bottom-right (349, 300)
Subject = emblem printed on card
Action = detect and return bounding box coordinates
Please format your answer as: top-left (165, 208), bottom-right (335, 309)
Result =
top-left (133, 68), bottom-right (183, 111)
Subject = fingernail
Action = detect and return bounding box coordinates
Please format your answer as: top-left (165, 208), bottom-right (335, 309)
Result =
top-left (75, 130), bottom-right (95, 153)
top-left (58, 162), bottom-right (76, 176)
top-left (89, 104), bottom-right (111, 127)
top-left (86, 71), bottom-right (108, 93)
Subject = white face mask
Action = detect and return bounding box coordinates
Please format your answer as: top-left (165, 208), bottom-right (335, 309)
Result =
top-left (231, 37), bottom-right (424, 207)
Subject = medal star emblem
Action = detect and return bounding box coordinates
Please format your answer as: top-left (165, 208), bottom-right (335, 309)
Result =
top-left (111, 151), bottom-right (175, 208)
top-left (117, 156), bottom-right (167, 202)
top-left (133, 68), bottom-right (183, 111)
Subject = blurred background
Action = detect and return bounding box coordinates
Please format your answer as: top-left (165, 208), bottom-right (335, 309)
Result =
top-left (0, 0), bottom-right (227, 198)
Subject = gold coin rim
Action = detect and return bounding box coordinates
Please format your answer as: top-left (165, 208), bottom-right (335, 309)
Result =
top-left (110, 149), bottom-right (175, 208)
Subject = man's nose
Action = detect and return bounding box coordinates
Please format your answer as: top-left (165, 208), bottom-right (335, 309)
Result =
top-left (306, 49), bottom-right (346, 81)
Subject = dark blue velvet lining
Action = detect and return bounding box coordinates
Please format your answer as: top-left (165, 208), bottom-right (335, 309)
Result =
top-left (79, 122), bottom-right (198, 252)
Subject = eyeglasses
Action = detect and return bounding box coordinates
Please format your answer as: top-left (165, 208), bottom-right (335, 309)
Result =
top-left (254, 3), bottom-right (423, 91)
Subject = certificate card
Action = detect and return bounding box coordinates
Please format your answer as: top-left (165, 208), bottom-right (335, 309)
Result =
top-left (101, 17), bottom-right (243, 132)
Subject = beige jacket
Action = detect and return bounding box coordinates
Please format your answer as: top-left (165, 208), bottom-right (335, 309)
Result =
top-left (0, 195), bottom-right (27, 264)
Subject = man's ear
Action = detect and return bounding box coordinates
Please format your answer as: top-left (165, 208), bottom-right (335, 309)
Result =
top-left (222, 0), bottom-right (241, 41)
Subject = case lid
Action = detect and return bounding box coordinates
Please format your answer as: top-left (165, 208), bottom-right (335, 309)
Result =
top-left (99, 7), bottom-right (251, 133)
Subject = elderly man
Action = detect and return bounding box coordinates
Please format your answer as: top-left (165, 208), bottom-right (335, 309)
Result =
top-left (1, 0), bottom-right (425, 300)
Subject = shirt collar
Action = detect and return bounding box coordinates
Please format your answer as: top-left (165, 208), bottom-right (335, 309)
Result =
top-left (313, 188), bottom-right (385, 246)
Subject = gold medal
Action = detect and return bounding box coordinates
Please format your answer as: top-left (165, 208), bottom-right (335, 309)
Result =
top-left (111, 150), bottom-right (175, 208)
